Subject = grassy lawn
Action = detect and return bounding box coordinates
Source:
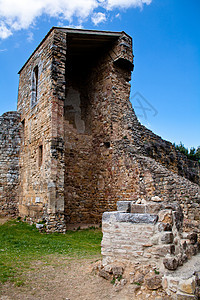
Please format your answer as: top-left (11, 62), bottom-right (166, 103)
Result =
top-left (0, 220), bottom-right (102, 285)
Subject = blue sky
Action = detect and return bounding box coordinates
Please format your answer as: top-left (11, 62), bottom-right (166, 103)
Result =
top-left (0, 0), bottom-right (199, 149)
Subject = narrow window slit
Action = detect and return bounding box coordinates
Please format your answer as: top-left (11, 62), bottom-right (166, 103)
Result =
top-left (38, 145), bottom-right (43, 167)
top-left (31, 65), bottom-right (39, 107)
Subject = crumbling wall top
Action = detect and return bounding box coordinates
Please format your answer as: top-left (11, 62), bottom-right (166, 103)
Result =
top-left (18, 27), bottom-right (131, 75)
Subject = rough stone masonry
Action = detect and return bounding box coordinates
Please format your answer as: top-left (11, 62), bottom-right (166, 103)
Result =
top-left (0, 27), bottom-right (199, 235)
top-left (101, 199), bottom-right (200, 299)
top-left (0, 112), bottom-right (21, 216)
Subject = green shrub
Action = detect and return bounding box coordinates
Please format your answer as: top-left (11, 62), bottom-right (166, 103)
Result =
top-left (174, 142), bottom-right (200, 163)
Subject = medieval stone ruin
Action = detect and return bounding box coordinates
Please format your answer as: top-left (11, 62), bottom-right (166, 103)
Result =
top-left (0, 27), bottom-right (200, 298)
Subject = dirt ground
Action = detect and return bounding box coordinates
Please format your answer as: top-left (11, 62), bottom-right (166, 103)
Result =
top-left (0, 218), bottom-right (168, 299)
top-left (0, 255), bottom-right (170, 300)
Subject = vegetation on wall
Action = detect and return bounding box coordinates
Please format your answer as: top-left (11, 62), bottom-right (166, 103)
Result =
top-left (174, 142), bottom-right (200, 163)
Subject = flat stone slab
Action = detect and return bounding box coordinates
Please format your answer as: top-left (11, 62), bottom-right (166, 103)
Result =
top-left (103, 211), bottom-right (158, 224)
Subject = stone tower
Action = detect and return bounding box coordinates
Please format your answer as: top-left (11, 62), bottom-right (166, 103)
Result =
top-left (2, 26), bottom-right (197, 233)
top-left (17, 27), bottom-right (134, 232)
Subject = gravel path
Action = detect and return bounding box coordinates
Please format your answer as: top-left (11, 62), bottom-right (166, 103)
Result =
top-left (0, 256), bottom-right (170, 300)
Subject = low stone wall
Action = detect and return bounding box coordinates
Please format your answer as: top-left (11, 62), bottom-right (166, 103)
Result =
top-left (0, 111), bottom-right (21, 216)
top-left (100, 199), bottom-right (200, 298)
top-left (129, 108), bottom-right (200, 186)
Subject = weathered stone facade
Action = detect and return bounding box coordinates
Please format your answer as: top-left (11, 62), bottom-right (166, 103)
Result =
top-left (0, 111), bottom-right (21, 216)
top-left (16, 27), bottom-right (135, 231)
top-left (0, 27), bottom-right (199, 233)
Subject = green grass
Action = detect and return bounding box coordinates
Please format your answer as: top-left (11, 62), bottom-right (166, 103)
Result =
top-left (0, 220), bottom-right (102, 285)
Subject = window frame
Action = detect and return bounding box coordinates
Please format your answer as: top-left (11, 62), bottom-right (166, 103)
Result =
top-left (31, 65), bottom-right (39, 107)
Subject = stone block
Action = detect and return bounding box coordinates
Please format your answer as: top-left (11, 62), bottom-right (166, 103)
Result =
top-left (181, 240), bottom-right (188, 250)
top-left (168, 277), bottom-right (179, 293)
top-left (36, 223), bottom-right (44, 229)
top-left (178, 277), bottom-right (195, 295)
top-left (102, 212), bottom-right (116, 222)
top-left (195, 271), bottom-right (200, 286)
top-left (113, 278), bottom-right (127, 291)
top-left (162, 277), bottom-right (168, 289)
top-left (177, 253), bottom-right (187, 266)
top-left (145, 273), bottom-right (162, 290)
top-left (173, 208), bottom-right (184, 231)
top-left (117, 201), bottom-right (131, 212)
top-left (188, 233), bottom-right (198, 245)
top-left (131, 204), bottom-right (146, 213)
top-left (152, 244), bottom-right (175, 256)
top-left (146, 202), bottom-right (162, 214)
top-left (134, 272), bottom-right (144, 284)
top-left (161, 232), bottom-right (174, 244)
top-left (176, 292), bottom-right (195, 299)
top-left (111, 266), bottom-right (124, 277)
top-left (194, 286), bottom-right (200, 298)
top-left (151, 196), bottom-right (162, 202)
top-left (158, 222), bottom-right (172, 232)
top-left (158, 210), bottom-right (173, 224)
top-left (99, 269), bottom-right (111, 280)
top-left (151, 234), bottom-right (159, 245)
top-left (116, 212), bottom-right (158, 224)
top-left (163, 256), bottom-right (179, 270)
top-left (185, 244), bottom-right (198, 258)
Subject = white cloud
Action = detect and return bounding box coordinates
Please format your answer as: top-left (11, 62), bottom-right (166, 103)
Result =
top-left (57, 21), bottom-right (84, 29)
top-left (27, 32), bottom-right (34, 42)
top-left (0, 0), bottom-right (152, 39)
top-left (0, 0), bottom-right (97, 38)
top-left (0, 22), bottom-right (12, 39)
top-left (92, 12), bottom-right (106, 25)
top-left (105, 0), bottom-right (152, 9)
top-left (0, 48), bottom-right (7, 52)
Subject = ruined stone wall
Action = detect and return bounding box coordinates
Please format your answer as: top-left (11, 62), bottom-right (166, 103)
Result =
top-left (53, 28), bottom-right (199, 227)
top-left (64, 53), bottom-right (116, 224)
top-left (111, 92), bottom-right (200, 186)
top-left (110, 142), bottom-right (200, 232)
top-left (0, 111), bottom-right (21, 216)
top-left (92, 37), bottom-right (200, 227)
top-left (17, 29), bottom-right (66, 231)
top-left (133, 116), bottom-right (200, 185)
top-left (64, 32), bottom-right (134, 224)
top-left (64, 58), bottom-right (98, 224)
top-left (16, 27), bottom-right (200, 231)
top-left (101, 200), bottom-right (200, 299)
top-left (84, 42), bottom-right (200, 228)
top-left (102, 200), bottom-right (197, 269)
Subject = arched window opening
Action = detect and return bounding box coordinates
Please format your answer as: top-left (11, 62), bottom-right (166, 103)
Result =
top-left (31, 65), bottom-right (38, 107)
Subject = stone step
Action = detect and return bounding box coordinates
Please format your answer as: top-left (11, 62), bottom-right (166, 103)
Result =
top-left (103, 211), bottom-right (158, 224)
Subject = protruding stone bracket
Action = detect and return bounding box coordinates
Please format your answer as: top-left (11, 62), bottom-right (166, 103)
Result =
top-left (113, 57), bottom-right (134, 71)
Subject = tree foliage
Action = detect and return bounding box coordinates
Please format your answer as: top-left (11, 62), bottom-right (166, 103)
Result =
top-left (173, 142), bottom-right (200, 163)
